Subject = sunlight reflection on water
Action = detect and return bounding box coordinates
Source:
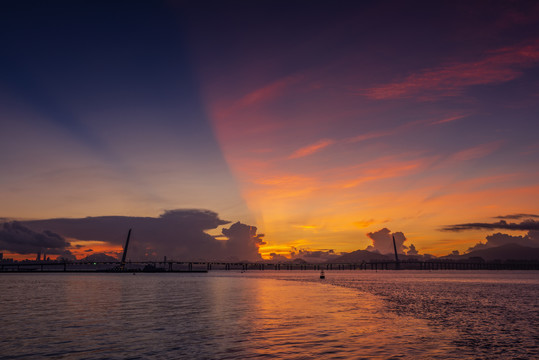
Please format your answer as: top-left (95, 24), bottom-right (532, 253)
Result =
top-left (1, 271), bottom-right (535, 359)
top-left (238, 270), bottom-right (539, 359)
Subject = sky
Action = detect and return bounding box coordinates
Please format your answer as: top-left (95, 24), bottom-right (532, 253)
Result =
top-left (1, 0), bottom-right (539, 261)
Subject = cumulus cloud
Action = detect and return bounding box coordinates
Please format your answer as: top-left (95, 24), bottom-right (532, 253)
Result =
top-left (407, 244), bottom-right (419, 255)
top-left (365, 228), bottom-right (408, 254)
top-left (221, 222), bottom-right (266, 261)
top-left (0, 221), bottom-right (71, 255)
top-left (466, 231), bottom-right (539, 252)
top-left (22, 209), bottom-right (264, 261)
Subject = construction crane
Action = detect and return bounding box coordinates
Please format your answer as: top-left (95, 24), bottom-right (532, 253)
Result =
top-left (392, 235), bottom-right (400, 270)
top-left (119, 229), bottom-right (132, 271)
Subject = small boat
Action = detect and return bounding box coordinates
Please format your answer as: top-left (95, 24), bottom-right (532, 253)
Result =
top-left (320, 270), bottom-right (325, 279)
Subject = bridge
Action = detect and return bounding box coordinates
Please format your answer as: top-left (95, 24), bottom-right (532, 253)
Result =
top-left (1, 259), bottom-right (538, 272)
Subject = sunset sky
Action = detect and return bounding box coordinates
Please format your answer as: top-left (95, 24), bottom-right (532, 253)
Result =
top-left (1, 1), bottom-right (539, 260)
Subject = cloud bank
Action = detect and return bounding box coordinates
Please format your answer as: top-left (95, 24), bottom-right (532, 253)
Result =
top-left (467, 231), bottom-right (539, 252)
top-left (442, 214), bottom-right (539, 255)
top-left (0, 222), bottom-right (71, 256)
top-left (494, 214), bottom-right (539, 220)
top-left (17, 209), bottom-right (264, 261)
top-left (442, 219), bottom-right (539, 232)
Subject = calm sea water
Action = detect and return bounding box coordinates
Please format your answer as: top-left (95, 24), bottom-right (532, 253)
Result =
top-left (0, 271), bottom-right (537, 359)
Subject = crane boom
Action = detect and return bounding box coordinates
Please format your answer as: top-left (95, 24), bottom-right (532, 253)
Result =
top-left (392, 235), bottom-right (400, 270)
top-left (120, 229), bottom-right (131, 271)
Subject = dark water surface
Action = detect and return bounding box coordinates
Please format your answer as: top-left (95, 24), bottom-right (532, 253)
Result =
top-left (0, 271), bottom-right (537, 359)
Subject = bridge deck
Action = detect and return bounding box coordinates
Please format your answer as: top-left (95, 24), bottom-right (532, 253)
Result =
top-left (1, 260), bottom-right (538, 272)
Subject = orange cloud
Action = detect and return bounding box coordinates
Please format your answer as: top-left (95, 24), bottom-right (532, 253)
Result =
top-left (254, 175), bottom-right (315, 186)
top-left (69, 240), bottom-right (122, 260)
top-left (288, 139), bottom-right (335, 159)
top-left (213, 74), bottom-right (302, 121)
top-left (345, 129), bottom-right (394, 143)
top-left (345, 119), bottom-right (427, 144)
top-left (237, 75), bottom-right (301, 107)
top-left (451, 141), bottom-right (503, 162)
top-left (364, 39), bottom-right (539, 100)
top-left (332, 156), bottom-right (430, 189)
top-left (293, 224), bottom-right (319, 230)
top-left (353, 219), bottom-right (376, 228)
top-left (431, 114), bottom-right (469, 125)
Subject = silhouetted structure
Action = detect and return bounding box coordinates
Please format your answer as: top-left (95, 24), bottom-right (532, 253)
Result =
top-left (392, 235), bottom-right (400, 270)
top-left (2, 259), bottom-right (539, 272)
top-left (119, 229), bottom-right (131, 271)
